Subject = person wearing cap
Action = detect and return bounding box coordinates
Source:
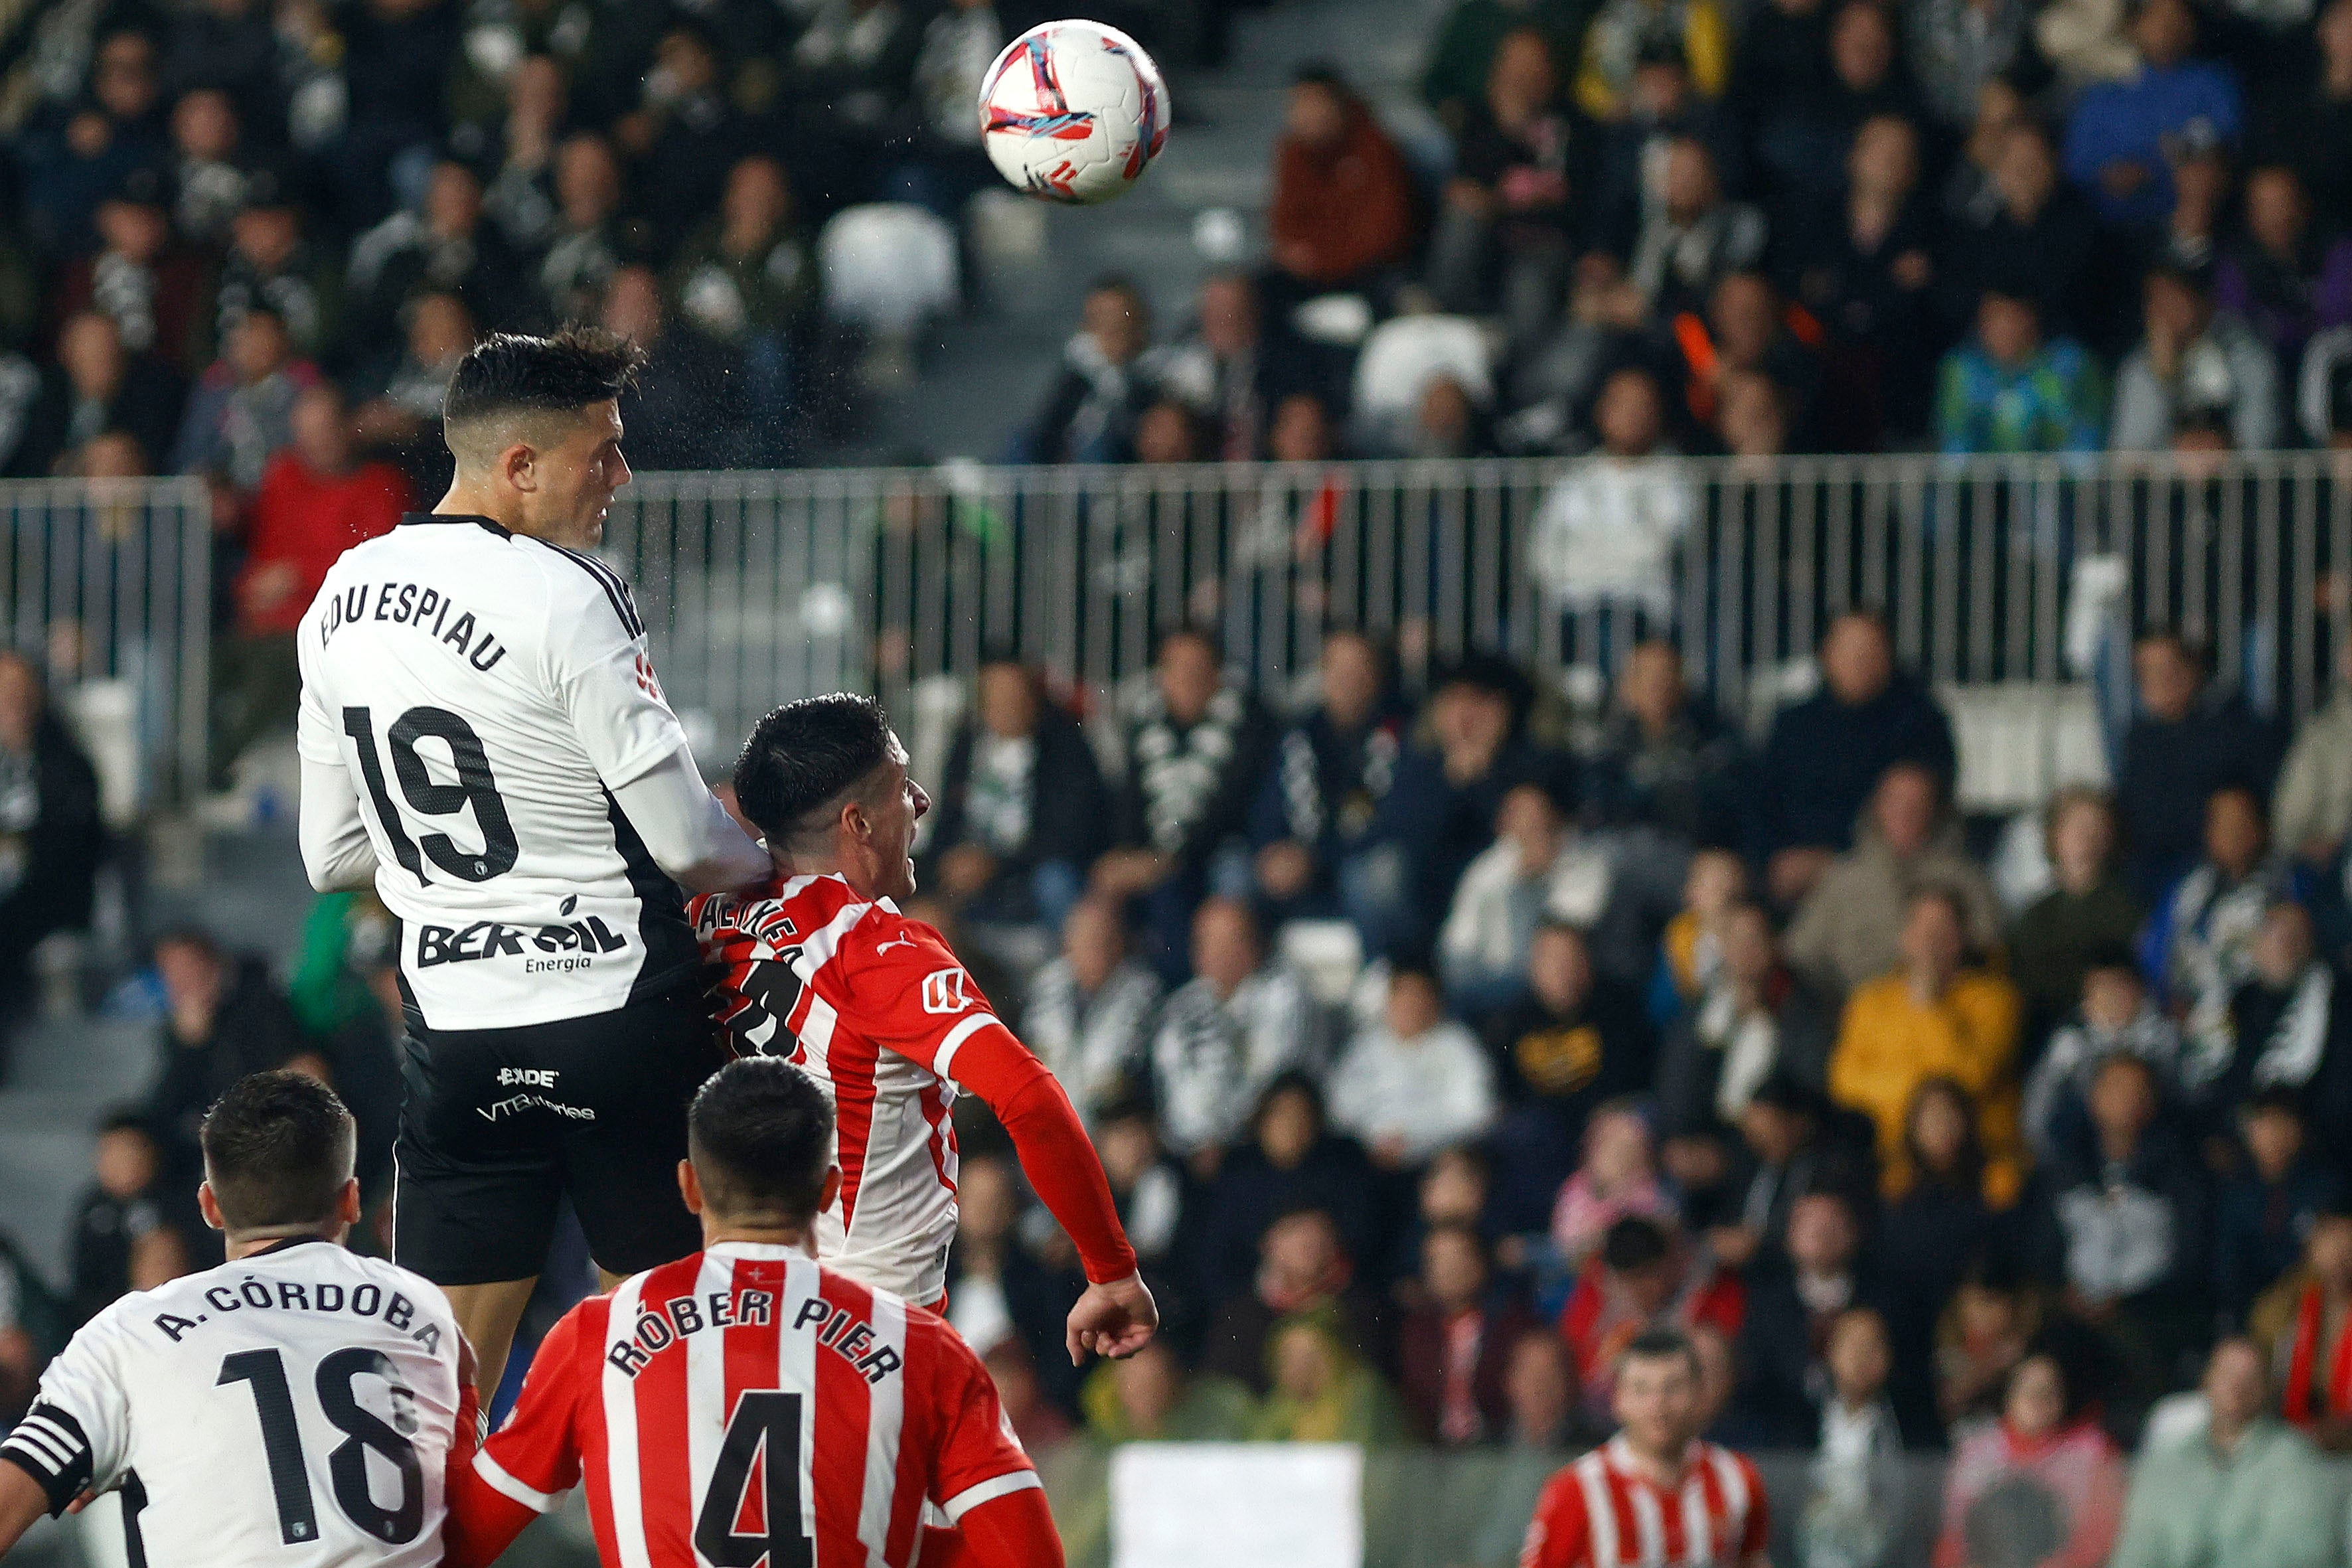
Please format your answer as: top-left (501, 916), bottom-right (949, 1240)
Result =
top-left (2110, 264), bottom-right (2281, 451)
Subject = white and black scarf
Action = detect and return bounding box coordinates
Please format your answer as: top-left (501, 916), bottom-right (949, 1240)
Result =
top-left (1131, 686), bottom-right (1247, 856)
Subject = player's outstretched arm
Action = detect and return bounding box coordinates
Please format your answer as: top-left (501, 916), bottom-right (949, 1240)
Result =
top-left (954, 1488), bottom-right (1067, 1568)
top-left (0, 1464), bottom-right (49, 1557)
top-left (607, 745), bottom-right (769, 894)
top-left (299, 752), bottom-right (380, 892)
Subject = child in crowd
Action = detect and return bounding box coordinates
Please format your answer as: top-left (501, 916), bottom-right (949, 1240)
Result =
top-left (1650, 848), bottom-right (1750, 1028)
top-left (2148, 785), bottom-right (2275, 1069)
top-left (1933, 1344), bottom-right (2125, 1568)
top-left (1549, 1099), bottom-right (1675, 1266)
top-left (1439, 781), bottom-right (1613, 1018)
top-left (1328, 962), bottom-right (1498, 1168)
top-left (2213, 1088), bottom-right (2343, 1328)
top-left (1802, 1307), bottom-right (1907, 1568)
top-left (2021, 952), bottom-right (2186, 1165)
top-left (1938, 1257), bottom-right (2040, 1429)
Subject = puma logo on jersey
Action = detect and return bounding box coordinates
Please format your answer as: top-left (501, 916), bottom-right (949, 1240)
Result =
top-left (875, 931), bottom-right (918, 955)
top-left (921, 968), bottom-right (974, 1014)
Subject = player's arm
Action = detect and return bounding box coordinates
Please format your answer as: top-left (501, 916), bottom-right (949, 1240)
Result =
top-left (296, 666), bottom-right (378, 892)
top-left (0, 1326), bottom-right (129, 1557)
top-left (0, 1464), bottom-right (49, 1557)
top-left (547, 580), bottom-right (767, 894)
top-left (440, 1308), bottom-right (589, 1568)
top-left (923, 1320), bottom-right (1064, 1567)
top-left (933, 1487), bottom-right (1066, 1568)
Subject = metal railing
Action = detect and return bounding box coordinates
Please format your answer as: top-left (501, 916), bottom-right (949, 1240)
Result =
top-left (602, 455), bottom-right (2352, 759)
top-left (0, 477), bottom-right (210, 809)
top-left (9, 455), bottom-right (2352, 815)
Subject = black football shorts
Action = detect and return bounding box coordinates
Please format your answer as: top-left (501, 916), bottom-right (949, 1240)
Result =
top-left (392, 984), bottom-right (726, 1285)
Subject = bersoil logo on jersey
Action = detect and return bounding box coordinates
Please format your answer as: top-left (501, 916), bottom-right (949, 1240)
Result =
top-left (416, 915), bottom-right (631, 973)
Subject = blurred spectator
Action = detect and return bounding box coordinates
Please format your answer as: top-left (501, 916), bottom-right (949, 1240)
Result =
top-left (1931, 1347), bottom-right (2126, 1568)
top-left (614, 24), bottom-right (745, 246)
top-left (1588, 41), bottom-right (1738, 294)
top-left (1429, 29), bottom-right (1576, 345)
top-left (66, 1111), bottom-right (189, 1326)
top-left (1499, 252), bottom-right (1653, 452)
top-left (2250, 0), bottom-right (2352, 234)
top-left (1626, 137), bottom-right (1765, 321)
top-left (2272, 638), bottom-right (2352, 868)
top-left (2150, 137), bottom-right (2231, 285)
top-left (1575, 0), bottom-right (1727, 121)
top-left (350, 289), bottom-right (473, 491)
top-left (1936, 289), bottom-right (2105, 453)
top-left (1267, 66), bottom-right (1417, 294)
top-left (483, 57), bottom-right (568, 252)
top-left (601, 264), bottom-right (748, 469)
top-left (2110, 1336), bottom-right (2342, 1568)
top-left (1329, 963), bottom-right (1496, 1167)
top-left (779, 0), bottom-right (923, 213)
top-left (1650, 848), bottom-right (1747, 1028)
top-left (2215, 902), bottom-right (2352, 1162)
top-left (1247, 1306), bottom-right (1411, 1442)
top-left (207, 170), bottom-right (338, 364)
top-left (2115, 631), bottom-right (2282, 903)
top-left (1909, 0), bottom-right (2039, 129)
top-left (336, 0), bottom-right (462, 224)
top-left (1558, 1216), bottom-right (1746, 1423)
top-left (983, 1339), bottom-right (1075, 1450)
top-left (1830, 887), bottom-right (2025, 1203)
top-left (1946, 121), bottom-right (2101, 343)
top-left (1753, 609), bottom-right (1958, 905)
top-left (1385, 1143), bottom-right (1494, 1283)
top-left (1094, 1102), bottom-right (1184, 1275)
top-left (171, 305), bottom-right (318, 489)
top-left (1247, 629), bottom-right (1405, 929)
top-left (162, 0), bottom-right (281, 148)
top-left (668, 154), bottom-right (817, 464)
top-left (1372, 653), bottom-right (1560, 945)
top-left (1151, 274), bottom-right (1285, 461)
top-left (1800, 1306), bottom-right (1907, 1568)
top-left (1151, 899), bottom-right (1320, 1162)
top-left (1397, 1223), bottom-right (1538, 1443)
top-left (2023, 955), bottom-right (2186, 1165)
top-left (0, 1235), bottom-right (56, 1424)
top-left (2148, 785), bottom-right (2274, 1061)
top-left (2062, 0), bottom-right (2243, 228)
top-left (1788, 762), bottom-right (2006, 1005)
top-left (1936, 1257), bottom-right (2041, 1429)
top-left (540, 133), bottom-right (637, 326)
top-left (1097, 627), bottom-right (1275, 977)
top-left (2215, 165), bottom-right (2352, 368)
top-left (1657, 902), bottom-right (1838, 1135)
top-left (1731, 0), bottom-right (1832, 167)
top-left (1716, 1076), bottom-right (1882, 1268)
top-left (2046, 1054), bottom-right (2209, 1401)
top-left (945, 1153), bottom-right (1087, 1414)
top-left (1784, 115), bottom-right (1937, 444)
top-left (1527, 366), bottom-right (1695, 652)
top-left (1079, 1336), bottom-right (1253, 1442)
top-left (141, 928), bottom-right (307, 1168)
top-left (2302, 325), bottom-right (2352, 443)
top-left (925, 657), bottom-right (1107, 931)
top-left (2110, 266), bottom-right (2282, 452)
top-left (1482, 923), bottom-right (1653, 1231)
top-left (1583, 639), bottom-right (1743, 849)
top-left (1879, 1079), bottom-right (1999, 1438)
top-left (346, 157), bottom-right (528, 356)
top-left (1420, 0), bottom-right (1590, 129)
top-left (0, 653), bottom-right (102, 1025)
top-left (895, 0), bottom-right (1002, 221)
top-left (214, 382), bottom-right (407, 774)
top-left (1550, 1102), bottom-right (1677, 1269)
top-left (1755, 1), bottom-right (1924, 208)
top-left (167, 88), bottom-right (247, 247)
top-left (2251, 1203), bottom-right (2352, 1444)
top-left (18, 30), bottom-right (167, 257)
top-left (13, 311), bottom-right (185, 479)
top-left (1736, 1190), bottom-right (1873, 1444)
top-left (49, 167), bottom-right (210, 373)
top-left (2010, 789), bottom-right (2146, 1050)
top-left (1199, 1075), bottom-right (1381, 1302)
top-left (1204, 1206), bottom-right (1389, 1395)
top-left (1023, 897), bottom-right (1161, 1126)
top-left (1015, 276), bottom-right (1154, 465)
top-left (1440, 782), bottom-right (1612, 1016)
top-left (1670, 270), bottom-right (1824, 443)
top-left (2212, 1088), bottom-right (2343, 1327)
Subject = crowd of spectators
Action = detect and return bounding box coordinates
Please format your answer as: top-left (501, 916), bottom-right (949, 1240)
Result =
top-left (1014, 0), bottom-right (2352, 467)
top-left (871, 603), bottom-right (2352, 1561)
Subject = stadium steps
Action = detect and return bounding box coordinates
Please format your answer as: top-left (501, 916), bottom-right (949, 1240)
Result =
top-left (852, 0), bottom-right (1454, 462)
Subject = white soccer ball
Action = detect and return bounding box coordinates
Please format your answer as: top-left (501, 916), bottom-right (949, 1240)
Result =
top-left (979, 19), bottom-right (1170, 206)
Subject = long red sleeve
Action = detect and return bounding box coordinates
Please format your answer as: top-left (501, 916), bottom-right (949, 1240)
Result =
top-left (951, 1031), bottom-right (1138, 1285)
top-left (956, 1486), bottom-right (1067, 1568)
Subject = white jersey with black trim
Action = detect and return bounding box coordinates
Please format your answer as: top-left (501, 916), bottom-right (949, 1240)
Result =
top-left (297, 513), bottom-right (702, 1031)
top-left (0, 1241), bottom-right (464, 1567)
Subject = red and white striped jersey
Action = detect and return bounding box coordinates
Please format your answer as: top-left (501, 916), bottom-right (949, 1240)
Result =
top-left (1521, 1437), bottom-right (1770, 1568)
top-left (690, 874), bottom-right (1023, 1304)
top-left (459, 1244), bottom-right (1038, 1568)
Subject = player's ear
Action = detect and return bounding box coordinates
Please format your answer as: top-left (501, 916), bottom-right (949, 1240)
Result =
top-left (678, 1159), bottom-right (704, 1215)
top-left (196, 1181), bottom-right (225, 1233)
top-left (820, 1165), bottom-right (842, 1212)
top-left (335, 1177), bottom-right (362, 1227)
top-left (503, 439), bottom-right (537, 493)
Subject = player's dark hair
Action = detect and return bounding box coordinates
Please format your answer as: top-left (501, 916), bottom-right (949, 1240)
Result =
top-left (734, 692), bottom-right (894, 844)
top-left (1620, 1327), bottom-right (1701, 1379)
top-left (688, 1058), bottom-right (837, 1224)
top-left (441, 325), bottom-right (645, 432)
top-left (199, 1071), bottom-right (356, 1232)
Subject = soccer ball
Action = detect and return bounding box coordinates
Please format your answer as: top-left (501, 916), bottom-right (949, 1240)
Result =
top-left (979, 20), bottom-right (1170, 206)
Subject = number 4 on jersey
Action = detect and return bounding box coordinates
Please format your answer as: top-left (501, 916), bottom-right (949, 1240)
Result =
top-left (694, 1391), bottom-right (815, 1568)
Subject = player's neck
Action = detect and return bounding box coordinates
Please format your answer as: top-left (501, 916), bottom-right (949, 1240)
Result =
top-left (1619, 1435), bottom-right (1691, 1485)
top-left (222, 1226), bottom-right (343, 1262)
top-left (776, 845), bottom-right (878, 900)
top-left (435, 481), bottom-right (575, 546)
top-left (702, 1221), bottom-right (815, 1253)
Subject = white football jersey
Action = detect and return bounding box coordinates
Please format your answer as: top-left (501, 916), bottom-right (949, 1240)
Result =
top-left (297, 514), bottom-right (700, 1030)
top-left (0, 1242), bottom-right (464, 1567)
